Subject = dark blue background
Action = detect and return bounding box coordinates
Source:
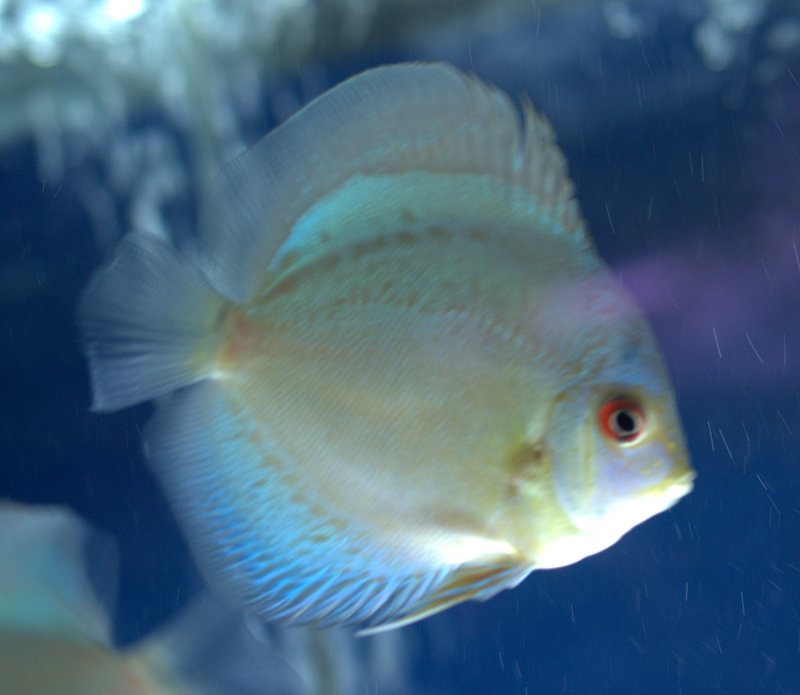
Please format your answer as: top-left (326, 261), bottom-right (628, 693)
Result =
top-left (2, 6), bottom-right (799, 694)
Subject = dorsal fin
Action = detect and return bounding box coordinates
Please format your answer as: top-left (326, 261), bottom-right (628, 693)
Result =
top-left (197, 62), bottom-right (587, 302)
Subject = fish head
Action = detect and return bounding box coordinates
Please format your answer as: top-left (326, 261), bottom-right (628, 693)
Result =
top-left (528, 277), bottom-right (694, 569)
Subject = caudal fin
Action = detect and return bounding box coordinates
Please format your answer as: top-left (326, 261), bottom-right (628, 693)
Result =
top-left (78, 232), bottom-right (225, 412)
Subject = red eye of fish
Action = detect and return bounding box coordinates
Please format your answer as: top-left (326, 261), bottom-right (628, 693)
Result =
top-left (598, 397), bottom-right (646, 444)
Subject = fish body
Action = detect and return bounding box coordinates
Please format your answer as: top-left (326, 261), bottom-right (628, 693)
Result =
top-left (0, 633), bottom-right (187, 695)
top-left (80, 63), bottom-right (694, 632)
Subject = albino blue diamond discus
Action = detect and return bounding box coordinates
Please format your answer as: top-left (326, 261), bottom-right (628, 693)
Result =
top-left (80, 62), bottom-right (694, 633)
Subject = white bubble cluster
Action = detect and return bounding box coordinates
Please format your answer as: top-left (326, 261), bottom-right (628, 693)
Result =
top-left (694, 0), bottom-right (767, 70)
top-left (0, 0), bottom-right (316, 146)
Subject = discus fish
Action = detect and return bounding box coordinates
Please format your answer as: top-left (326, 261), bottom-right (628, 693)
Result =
top-left (0, 501), bottom-right (312, 694)
top-left (79, 62), bottom-right (694, 633)
top-left (0, 501), bottom-right (192, 695)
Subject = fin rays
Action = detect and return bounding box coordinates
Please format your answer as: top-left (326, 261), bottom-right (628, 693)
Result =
top-left (198, 62), bottom-right (587, 301)
top-left (78, 232), bottom-right (224, 411)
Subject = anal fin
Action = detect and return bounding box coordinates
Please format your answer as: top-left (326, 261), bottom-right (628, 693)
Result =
top-left (358, 559), bottom-right (531, 636)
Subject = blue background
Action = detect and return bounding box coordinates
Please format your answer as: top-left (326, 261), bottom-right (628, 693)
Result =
top-left (1, 5), bottom-right (799, 694)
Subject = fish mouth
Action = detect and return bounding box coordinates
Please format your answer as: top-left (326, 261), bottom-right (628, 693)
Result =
top-left (655, 457), bottom-right (696, 500)
top-left (604, 464), bottom-right (695, 533)
top-left (534, 463), bottom-right (695, 571)
top-left (668, 467), bottom-right (696, 495)
top-left (564, 456), bottom-right (696, 544)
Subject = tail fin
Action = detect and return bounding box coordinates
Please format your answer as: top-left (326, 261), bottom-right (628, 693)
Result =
top-left (78, 232), bottom-right (225, 412)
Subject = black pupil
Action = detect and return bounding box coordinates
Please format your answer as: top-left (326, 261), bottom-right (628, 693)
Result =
top-left (615, 409), bottom-right (637, 435)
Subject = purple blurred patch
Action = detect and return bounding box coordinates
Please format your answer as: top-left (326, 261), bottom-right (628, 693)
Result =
top-left (614, 214), bottom-right (799, 391)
